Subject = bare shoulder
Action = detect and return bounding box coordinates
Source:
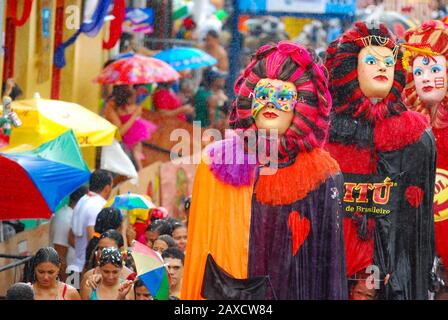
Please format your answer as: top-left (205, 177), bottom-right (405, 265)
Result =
top-left (80, 268), bottom-right (94, 288)
top-left (207, 94), bottom-right (219, 106)
top-left (218, 46), bottom-right (228, 56)
top-left (66, 284), bottom-right (82, 300)
top-left (82, 268), bottom-right (94, 281)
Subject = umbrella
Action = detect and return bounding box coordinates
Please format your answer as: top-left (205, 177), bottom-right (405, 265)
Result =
top-left (131, 240), bottom-right (170, 300)
top-left (95, 54), bottom-right (180, 85)
top-left (0, 130), bottom-right (90, 220)
top-left (105, 192), bottom-right (156, 211)
top-left (1, 97), bottom-right (118, 151)
top-left (100, 139), bottom-right (139, 183)
top-left (154, 47), bottom-right (217, 71)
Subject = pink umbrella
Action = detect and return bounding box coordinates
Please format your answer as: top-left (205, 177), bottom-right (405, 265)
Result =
top-left (95, 54), bottom-right (180, 85)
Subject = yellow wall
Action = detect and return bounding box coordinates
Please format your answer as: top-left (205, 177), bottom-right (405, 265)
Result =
top-left (60, 0), bottom-right (109, 114)
top-left (11, 0), bottom-right (110, 168)
top-left (14, 0), bottom-right (56, 99)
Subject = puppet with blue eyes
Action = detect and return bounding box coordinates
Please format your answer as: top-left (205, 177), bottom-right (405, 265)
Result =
top-left (325, 21), bottom-right (436, 300)
top-left (403, 20), bottom-right (448, 298)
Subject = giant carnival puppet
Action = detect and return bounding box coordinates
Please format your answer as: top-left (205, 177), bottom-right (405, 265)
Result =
top-left (402, 20), bottom-right (448, 281)
top-left (325, 21), bottom-right (436, 300)
top-left (181, 41), bottom-right (347, 300)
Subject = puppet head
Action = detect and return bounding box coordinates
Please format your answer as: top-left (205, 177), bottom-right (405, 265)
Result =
top-left (325, 21), bottom-right (406, 121)
top-left (403, 20), bottom-right (448, 129)
top-left (229, 41), bottom-right (332, 161)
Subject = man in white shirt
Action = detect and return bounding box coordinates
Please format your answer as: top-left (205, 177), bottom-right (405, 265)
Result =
top-left (69, 170), bottom-right (113, 273)
top-left (50, 185), bottom-right (87, 281)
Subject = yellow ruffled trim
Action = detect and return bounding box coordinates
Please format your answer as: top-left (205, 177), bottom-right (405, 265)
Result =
top-left (401, 44), bottom-right (440, 72)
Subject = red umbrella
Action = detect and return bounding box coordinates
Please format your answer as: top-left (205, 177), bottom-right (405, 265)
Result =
top-left (95, 54), bottom-right (180, 85)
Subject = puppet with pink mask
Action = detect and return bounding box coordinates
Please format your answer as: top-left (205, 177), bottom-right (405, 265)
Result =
top-left (403, 20), bottom-right (448, 280)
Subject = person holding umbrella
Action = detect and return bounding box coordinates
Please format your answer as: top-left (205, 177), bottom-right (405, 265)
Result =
top-left (81, 247), bottom-right (134, 300)
top-left (104, 85), bottom-right (157, 170)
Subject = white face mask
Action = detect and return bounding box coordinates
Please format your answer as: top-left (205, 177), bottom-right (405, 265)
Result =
top-left (413, 55), bottom-right (447, 107)
top-left (358, 46), bottom-right (396, 99)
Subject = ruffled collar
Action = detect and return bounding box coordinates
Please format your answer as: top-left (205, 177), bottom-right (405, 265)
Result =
top-left (338, 96), bottom-right (406, 123)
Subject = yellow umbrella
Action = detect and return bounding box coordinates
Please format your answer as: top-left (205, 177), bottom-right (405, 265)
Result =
top-left (1, 97), bottom-right (119, 150)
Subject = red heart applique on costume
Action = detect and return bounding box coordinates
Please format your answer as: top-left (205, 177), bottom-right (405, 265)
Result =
top-left (288, 211), bottom-right (311, 256)
top-left (405, 186), bottom-right (424, 208)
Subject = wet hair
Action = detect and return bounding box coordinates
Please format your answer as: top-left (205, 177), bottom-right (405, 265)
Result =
top-left (89, 169), bottom-right (113, 193)
top-left (111, 85), bottom-right (134, 108)
top-left (133, 279), bottom-right (152, 299)
top-left (156, 82), bottom-right (173, 90)
top-left (2, 81), bottom-right (23, 101)
top-left (119, 32), bottom-right (134, 52)
top-left (69, 185), bottom-right (88, 207)
top-left (403, 20), bottom-right (448, 128)
top-left (172, 222), bottom-right (187, 233)
top-left (162, 247), bottom-right (185, 265)
top-left (85, 208), bottom-right (124, 265)
top-left (6, 283), bottom-right (35, 300)
top-left (134, 279), bottom-right (146, 289)
top-left (99, 247), bottom-right (123, 268)
top-left (230, 41), bottom-right (332, 161)
top-left (95, 207), bottom-right (123, 231)
top-left (30, 247), bottom-right (60, 283)
top-left (157, 234), bottom-right (176, 248)
top-left (147, 218), bottom-right (175, 236)
top-left (203, 67), bottom-right (227, 87)
top-left (85, 229), bottom-right (124, 271)
top-left (206, 29), bottom-right (219, 39)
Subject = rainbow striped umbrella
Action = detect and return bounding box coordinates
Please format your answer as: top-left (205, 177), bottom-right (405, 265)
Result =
top-left (105, 193), bottom-right (156, 211)
top-left (131, 241), bottom-right (170, 300)
top-left (0, 130), bottom-right (90, 220)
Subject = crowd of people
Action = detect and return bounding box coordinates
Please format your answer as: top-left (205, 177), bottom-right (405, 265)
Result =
top-left (5, 169), bottom-right (189, 300)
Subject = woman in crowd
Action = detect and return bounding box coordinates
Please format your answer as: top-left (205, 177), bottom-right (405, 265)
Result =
top-left (30, 247), bottom-right (80, 300)
top-left (80, 247), bottom-right (133, 300)
top-left (84, 207), bottom-right (123, 272)
top-left (104, 85), bottom-right (157, 170)
top-left (172, 222), bottom-right (188, 252)
top-left (153, 234), bottom-right (176, 254)
top-left (193, 67), bottom-right (228, 130)
top-left (133, 279), bottom-right (153, 300)
top-left (81, 230), bottom-right (134, 291)
top-left (144, 218), bottom-right (174, 248)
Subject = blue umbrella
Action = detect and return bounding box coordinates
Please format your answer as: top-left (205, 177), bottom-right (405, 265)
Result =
top-left (154, 47), bottom-right (217, 71)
